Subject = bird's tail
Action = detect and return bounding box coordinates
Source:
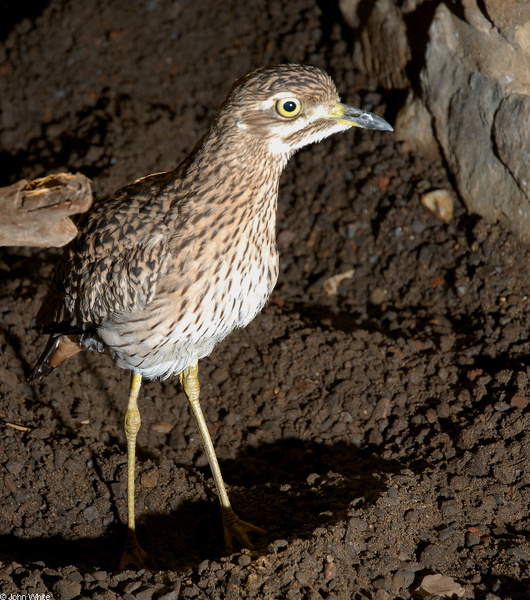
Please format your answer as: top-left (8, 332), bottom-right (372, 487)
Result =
top-left (29, 334), bottom-right (62, 382)
top-left (29, 332), bottom-right (83, 383)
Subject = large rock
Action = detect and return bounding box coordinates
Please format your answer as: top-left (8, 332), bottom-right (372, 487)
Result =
top-left (340, 0), bottom-right (530, 241)
top-left (422, 3), bottom-right (530, 239)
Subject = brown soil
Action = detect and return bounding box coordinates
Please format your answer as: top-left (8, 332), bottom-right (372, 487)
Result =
top-left (1, 1), bottom-right (529, 599)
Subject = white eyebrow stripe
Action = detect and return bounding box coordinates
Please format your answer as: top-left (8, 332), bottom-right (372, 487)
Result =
top-left (259, 99), bottom-right (275, 110)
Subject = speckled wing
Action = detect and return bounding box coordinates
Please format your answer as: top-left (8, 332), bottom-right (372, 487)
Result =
top-left (36, 170), bottom-right (181, 333)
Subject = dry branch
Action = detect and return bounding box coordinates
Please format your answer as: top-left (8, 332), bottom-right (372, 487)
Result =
top-left (0, 172), bottom-right (92, 247)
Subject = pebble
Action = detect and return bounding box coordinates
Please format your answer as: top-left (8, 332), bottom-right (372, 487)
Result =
top-left (419, 544), bottom-right (446, 568)
top-left (416, 574), bottom-right (465, 598)
top-left (83, 505), bottom-right (99, 521)
top-left (494, 401), bottom-right (511, 411)
top-left (295, 570), bottom-right (312, 586)
top-left (269, 539), bottom-right (289, 552)
top-left (3, 310), bottom-right (19, 325)
top-left (370, 286), bottom-right (388, 305)
top-left (277, 229), bottom-right (297, 249)
top-left (140, 468), bottom-right (159, 488)
top-left (197, 560), bottom-right (210, 575)
top-left (466, 531), bottom-right (481, 547)
top-left (420, 189), bottom-right (454, 223)
top-left (150, 421), bottom-right (175, 434)
top-left (393, 570), bottom-right (415, 590)
top-left (158, 590), bottom-right (179, 600)
top-left (440, 500), bottom-right (457, 516)
top-left (238, 554), bottom-right (251, 567)
top-left (124, 581), bottom-right (142, 593)
top-left (439, 525), bottom-right (457, 541)
top-left (67, 570), bottom-right (83, 583)
top-left (134, 586), bottom-right (157, 600)
top-left (53, 579), bottom-right (82, 600)
top-left (91, 591), bottom-right (118, 600)
top-left (373, 575), bottom-right (391, 590)
top-left (510, 395), bottom-right (529, 409)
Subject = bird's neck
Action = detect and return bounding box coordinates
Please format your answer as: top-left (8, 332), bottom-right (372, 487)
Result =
top-left (178, 128), bottom-right (290, 225)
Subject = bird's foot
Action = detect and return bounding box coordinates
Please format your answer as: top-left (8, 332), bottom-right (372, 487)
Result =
top-left (222, 506), bottom-right (266, 551)
top-left (118, 538), bottom-right (149, 570)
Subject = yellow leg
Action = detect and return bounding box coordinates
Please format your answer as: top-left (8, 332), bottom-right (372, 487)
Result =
top-left (180, 359), bottom-right (266, 550)
top-left (118, 372), bottom-right (148, 570)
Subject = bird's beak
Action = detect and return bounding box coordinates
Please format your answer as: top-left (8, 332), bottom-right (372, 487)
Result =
top-left (326, 102), bottom-right (393, 131)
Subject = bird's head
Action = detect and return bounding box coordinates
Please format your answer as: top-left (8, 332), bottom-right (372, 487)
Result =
top-left (216, 64), bottom-right (393, 158)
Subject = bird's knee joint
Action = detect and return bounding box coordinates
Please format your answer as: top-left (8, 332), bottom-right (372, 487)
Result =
top-left (125, 409), bottom-right (142, 439)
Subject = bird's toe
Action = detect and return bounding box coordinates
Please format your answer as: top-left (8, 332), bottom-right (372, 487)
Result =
top-left (118, 541), bottom-right (150, 571)
top-left (222, 506), bottom-right (267, 551)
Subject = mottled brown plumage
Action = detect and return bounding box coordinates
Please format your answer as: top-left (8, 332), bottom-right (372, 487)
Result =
top-left (32, 64), bottom-right (392, 568)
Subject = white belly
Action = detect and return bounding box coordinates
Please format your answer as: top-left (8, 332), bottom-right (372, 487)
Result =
top-left (97, 242), bottom-right (279, 380)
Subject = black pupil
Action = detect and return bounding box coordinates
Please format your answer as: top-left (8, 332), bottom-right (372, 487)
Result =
top-left (283, 101), bottom-right (297, 113)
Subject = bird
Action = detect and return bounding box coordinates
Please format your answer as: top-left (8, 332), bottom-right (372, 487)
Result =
top-left (31, 63), bottom-right (393, 569)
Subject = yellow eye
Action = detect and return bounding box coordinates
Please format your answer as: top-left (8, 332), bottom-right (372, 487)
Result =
top-left (275, 98), bottom-right (303, 118)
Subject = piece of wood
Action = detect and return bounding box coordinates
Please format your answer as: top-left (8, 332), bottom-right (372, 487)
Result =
top-left (0, 172), bottom-right (92, 247)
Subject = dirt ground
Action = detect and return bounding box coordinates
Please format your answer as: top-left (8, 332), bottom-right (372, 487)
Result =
top-left (1, 1), bottom-right (530, 598)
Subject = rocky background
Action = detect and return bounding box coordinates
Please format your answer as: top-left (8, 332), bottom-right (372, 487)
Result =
top-left (340, 0), bottom-right (530, 242)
